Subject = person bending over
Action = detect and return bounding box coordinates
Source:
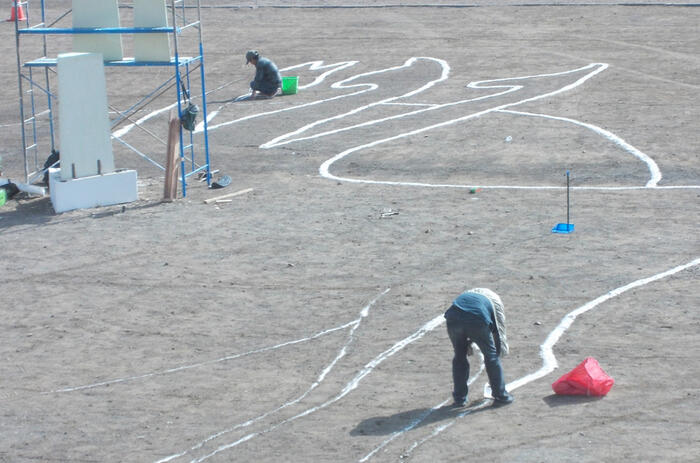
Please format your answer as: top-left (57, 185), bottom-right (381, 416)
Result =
top-left (444, 287), bottom-right (514, 407)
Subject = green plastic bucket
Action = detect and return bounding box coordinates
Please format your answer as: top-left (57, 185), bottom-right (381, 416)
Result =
top-left (281, 76), bottom-right (299, 95)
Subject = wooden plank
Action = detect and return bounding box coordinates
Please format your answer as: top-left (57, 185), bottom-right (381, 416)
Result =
top-left (162, 110), bottom-right (180, 201)
top-left (204, 188), bottom-right (253, 204)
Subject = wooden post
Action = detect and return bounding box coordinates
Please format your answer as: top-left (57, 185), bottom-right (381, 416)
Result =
top-left (163, 110), bottom-right (180, 201)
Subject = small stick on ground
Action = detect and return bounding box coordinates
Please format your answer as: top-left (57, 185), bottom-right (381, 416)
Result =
top-left (204, 187), bottom-right (253, 204)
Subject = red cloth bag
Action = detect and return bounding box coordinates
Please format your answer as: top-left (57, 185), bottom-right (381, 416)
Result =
top-left (552, 357), bottom-right (614, 396)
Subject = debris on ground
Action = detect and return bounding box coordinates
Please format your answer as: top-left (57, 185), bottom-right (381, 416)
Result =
top-left (380, 208), bottom-right (399, 218)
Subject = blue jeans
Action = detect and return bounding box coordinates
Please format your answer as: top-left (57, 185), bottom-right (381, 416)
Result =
top-left (445, 306), bottom-right (507, 403)
top-left (250, 80), bottom-right (279, 96)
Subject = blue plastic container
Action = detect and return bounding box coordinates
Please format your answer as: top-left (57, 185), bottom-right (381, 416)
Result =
top-left (552, 223), bottom-right (575, 234)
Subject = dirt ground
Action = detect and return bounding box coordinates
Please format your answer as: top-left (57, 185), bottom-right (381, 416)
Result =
top-left (1, 2), bottom-right (699, 462)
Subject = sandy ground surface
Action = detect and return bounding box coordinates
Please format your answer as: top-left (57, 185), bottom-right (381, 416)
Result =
top-left (1, 2), bottom-right (699, 462)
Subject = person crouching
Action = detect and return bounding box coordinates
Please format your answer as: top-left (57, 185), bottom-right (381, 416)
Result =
top-left (245, 50), bottom-right (282, 99)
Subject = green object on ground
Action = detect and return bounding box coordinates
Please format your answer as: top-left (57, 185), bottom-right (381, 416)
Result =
top-left (0, 189), bottom-right (6, 207)
top-left (281, 76), bottom-right (299, 95)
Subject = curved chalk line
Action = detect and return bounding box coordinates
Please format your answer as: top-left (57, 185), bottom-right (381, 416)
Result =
top-left (111, 58), bottom-right (699, 191)
top-left (204, 61), bottom-right (370, 132)
top-left (259, 57), bottom-right (450, 148)
top-left (112, 60), bottom-right (359, 137)
top-left (180, 311), bottom-right (449, 463)
top-left (210, 61), bottom-right (360, 132)
top-left (398, 257), bottom-right (700, 460)
top-left (154, 288), bottom-right (390, 463)
top-left (259, 74), bottom-right (524, 149)
top-left (358, 351), bottom-right (486, 463)
top-left (401, 399), bottom-right (492, 461)
top-left (507, 256), bottom-right (700, 392)
top-left (260, 61), bottom-right (614, 151)
top-left (47, 318), bottom-right (359, 394)
top-left (108, 58), bottom-right (697, 460)
top-left (281, 60), bottom-right (360, 90)
top-left (498, 109), bottom-right (662, 187)
top-left (318, 62), bottom-right (675, 190)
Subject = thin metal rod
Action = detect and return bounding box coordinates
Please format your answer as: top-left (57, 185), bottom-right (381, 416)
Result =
top-left (566, 170), bottom-right (570, 225)
top-left (18, 26), bottom-right (176, 34)
top-left (14, 1), bottom-right (29, 181)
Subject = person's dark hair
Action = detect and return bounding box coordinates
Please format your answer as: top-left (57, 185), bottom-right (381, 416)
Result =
top-left (245, 50), bottom-right (260, 63)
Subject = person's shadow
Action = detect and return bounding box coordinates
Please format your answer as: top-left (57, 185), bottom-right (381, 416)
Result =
top-left (350, 399), bottom-right (491, 436)
top-left (207, 97), bottom-right (238, 104)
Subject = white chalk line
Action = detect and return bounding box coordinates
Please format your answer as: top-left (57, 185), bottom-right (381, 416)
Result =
top-left (260, 57), bottom-right (450, 149)
top-left (381, 103), bottom-right (439, 107)
top-left (111, 58), bottom-right (698, 191)
top-left (154, 288), bottom-right (390, 463)
top-left (399, 257), bottom-right (700, 460)
top-left (507, 256), bottom-right (700, 392)
top-left (260, 59), bottom-right (620, 150)
top-left (498, 109), bottom-right (662, 187)
top-left (260, 79), bottom-right (522, 150)
top-left (360, 399), bottom-right (450, 463)
top-left (182, 310), bottom-right (448, 463)
top-left (114, 60), bottom-right (358, 137)
top-left (281, 60), bottom-right (360, 90)
top-left (47, 319), bottom-right (359, 395)
top-left (319, 62), bottom-right (649, 189)
top-left (401, 399), bottom-right (492, 460)
top-left (309, 60), bottom-right (697, 190)
top-left (318, 63), bottom-right (609, 179)
top-left (202, 57), bottom-right (504, 151)
top-left (202, 61), bottom-right (369, 133)
top-left (359, 351), bottom-right (486, 463)
top-left (104, 58), bottom-right (696, 459)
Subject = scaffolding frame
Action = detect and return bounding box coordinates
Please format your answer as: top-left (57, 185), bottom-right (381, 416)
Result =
top-left (13, 0), bottom-right (212, 196)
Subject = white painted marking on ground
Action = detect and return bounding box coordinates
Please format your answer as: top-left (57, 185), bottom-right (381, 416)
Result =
top-left (48, 319), bottom-right (359, 394)
top-left (103, 57), bottom-right (698, 460)
top-left (498, 109), bottom-right (662, 187)
top-left (185, 313), bottom-right (447, 463)
top-left (359, 352), bottom-right (486, 463)
top-left (279, 60), bottom-right (360, 89)
top-left (200, 61), bottom-right (372, 133)
top-left (311, 61), bottom-right (696, 190)
top-left (203, 87), bottom-right (370, 132)
top-left (400, 257), bottom-right (700, 459)
top-left (260, 57), bottom-right (450, 148)
top-left (112, 102), bottom-right (177, 139)
top-left (401, 399), bottom-right (492, 459)
top-left (319, 63), bottom-right (617, 187)
top-left (360, 399), bottom-right (451, 463)
top-left (154, 289), bottom-right (390, 463)
top-left (111, 57), bottom-right (698, 190)
top-left (380, 103), bottom-right (439, 107)
top-left (506, 257), bottom-right (700, 392)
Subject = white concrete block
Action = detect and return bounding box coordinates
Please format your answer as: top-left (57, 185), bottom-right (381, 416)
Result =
top-left (49, 168), bottom-right (138, 213)
top-left (72, 0), bottom-right (123, 61)
top-left (57, 52), bottom-right (114, 181)
top-left (134, 0), bottom-right (171, 62)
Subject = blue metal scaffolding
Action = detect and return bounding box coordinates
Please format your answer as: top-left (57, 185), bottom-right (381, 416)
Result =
top-left (13, 0), bottom-right (212, 196)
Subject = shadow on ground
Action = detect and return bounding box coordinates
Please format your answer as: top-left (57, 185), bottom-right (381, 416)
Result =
top-left (542, 394), bottom-right (605, 408)
top-left (350, 399), bottom-right (492, 436)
